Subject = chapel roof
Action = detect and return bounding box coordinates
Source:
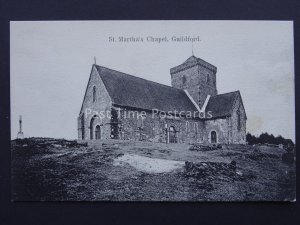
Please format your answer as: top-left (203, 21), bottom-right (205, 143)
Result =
top-left (170, 55), bottom-right (217, 74)
top-left (205, 91), bottom-right (240, 119)
top-left (95, 65), bottom-right (198, 113)
top-left (94, 64), bottom-right (239, 119)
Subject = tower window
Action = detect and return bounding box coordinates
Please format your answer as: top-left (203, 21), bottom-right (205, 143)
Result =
top-left (182, 75), bottom-right (186, 84)
top-left (206, 74), bottom-right (210, 84)
top-left (93, 86), bottom-right (96, 102)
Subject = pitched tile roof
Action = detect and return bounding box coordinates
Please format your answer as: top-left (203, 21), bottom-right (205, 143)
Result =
top-left (95, 65), bottom-right (198, 113)
top-left (205, 91), bottom-right (239, 119)
top-left (170, 55), bottom-right (217, 74)
top-left (94, 65), bottom-right (240, 119)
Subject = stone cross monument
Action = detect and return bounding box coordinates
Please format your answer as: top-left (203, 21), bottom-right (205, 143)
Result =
top-left (17, 115), bottom-right (24, 139)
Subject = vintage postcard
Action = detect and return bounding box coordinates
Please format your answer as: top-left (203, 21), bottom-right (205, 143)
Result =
top-left (10, 21), bottom-right (295, 201)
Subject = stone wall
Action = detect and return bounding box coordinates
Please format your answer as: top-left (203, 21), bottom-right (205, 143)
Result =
top-left (229, 95), bottom-right (247, 144)
top-left (77, 65), bottom-right (112, 140)
top-left (116, 109), bottom-right (161, 142)
top-left (114, 107), bottom-right (206, 144)
top-left (204, 117), bottom-right (230, 144)
top-left (202, 96), bottom-right (246, 144)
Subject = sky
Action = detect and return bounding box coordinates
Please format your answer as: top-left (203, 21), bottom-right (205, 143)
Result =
top-left (10, 21), bottom-right (295, 141)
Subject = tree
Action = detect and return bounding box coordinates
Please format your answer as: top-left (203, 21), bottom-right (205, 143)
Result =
top-left (246, 132), bottom-right (294, 147)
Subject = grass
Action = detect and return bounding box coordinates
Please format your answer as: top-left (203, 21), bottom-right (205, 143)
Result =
top-left (11, 138), bottom-right (296, 201)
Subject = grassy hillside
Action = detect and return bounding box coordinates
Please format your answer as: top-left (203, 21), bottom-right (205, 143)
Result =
top-left (11, 138), bottom-right (295, 201)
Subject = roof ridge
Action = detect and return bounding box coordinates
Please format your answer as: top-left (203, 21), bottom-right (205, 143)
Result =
top-left (210, 90), bottom-right (239, 98)
top-left (93, 64), bottom-right (198, 113)
top-left (195, 56), bottom-right (214, 67)
top-left (170, 55), bottom-right (217, 73)
top-left (95, 64), bottom-right (184, 92)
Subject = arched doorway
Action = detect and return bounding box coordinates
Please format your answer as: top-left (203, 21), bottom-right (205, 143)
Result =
top-left (169, 126), bottom-right (177, 143)
top-left (211, 131), bottom-right (217, 144)
top-left (90, 115), bottom-right (101, 140)
top-left (95, 125), bottom-right (101, 140)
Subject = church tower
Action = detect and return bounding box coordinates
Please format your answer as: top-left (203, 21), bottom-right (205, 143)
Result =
top-left (170, 55), bottom-right (218, 108)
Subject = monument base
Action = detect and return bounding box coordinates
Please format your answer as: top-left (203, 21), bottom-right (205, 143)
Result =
top-left (17, 131), bottom-right (24, 139)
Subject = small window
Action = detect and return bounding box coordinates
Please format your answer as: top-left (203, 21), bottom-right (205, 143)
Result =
top-left (186, 121), bottom-right (189, 133)
top-left (206, 74), bottom-right (210, 84)
top-left (137, 114), bottom-right (146, 129)
top-left (194, 123), bottom-right (198, 133)
top-left (211, 131), bottom-right (217, 143)
top-left (182, 75), bottom-right (186, 84)
top-left (93, 86), bottom-right (96, 102)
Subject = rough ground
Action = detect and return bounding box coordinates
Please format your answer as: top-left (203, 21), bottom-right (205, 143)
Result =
top-left (11, 138), bottom-right (296, 201)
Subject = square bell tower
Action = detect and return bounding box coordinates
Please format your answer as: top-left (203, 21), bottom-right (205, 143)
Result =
top-left (170, 55), bottom-right (218, 108)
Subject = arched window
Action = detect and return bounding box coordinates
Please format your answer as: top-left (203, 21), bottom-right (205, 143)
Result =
top-left (137, 114), bottom-right (146, 129)
top-left (211, 131), bottom-right (217, 144)
top-left (194, 123), bottom-right (198, 136)
top-left (206, 74), bottom-right (210, 84)
top-left (137, 115), bottom-right (146, 141)
top-left (93, 86), bottom-right (96, 102)
top-left (186, 121), bottom-right (190, 133)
